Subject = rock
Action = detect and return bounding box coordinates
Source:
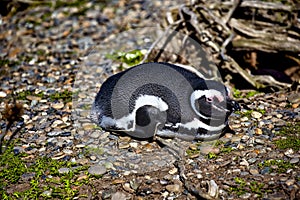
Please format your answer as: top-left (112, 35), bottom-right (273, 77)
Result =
top-left (249, 167), bottom-right (259, 175)
top-left (88, 164), bottom-right (106, 175)
top-left (240, 193), bottom-right (251, 199)
top-left (168, 167), bottom-right (178, 175)
top-left (251, 111), bottom-right (262, 119)
top-left (254, 128), bottom-right (263, 135)
top-left (285, 179), bottom-right (295, 186)
top-left (290, 158), bottom-right (299, 164)
top-left (41, 190), bottom-right (52, 197)
top-left (208, 180), bottom-right (219, 198)
top-left (0, 91), bottom-right (7, 97)
top-left (166, 184), bottom-right (181, 193)
top-left (129, 142), bottom-right (138, 148)
top-left (111, 191), bottom-right (127, 200)
top-left (58, 167), bottom-right (70, 174)
top-left (52, 102), bottom-right (64, 109)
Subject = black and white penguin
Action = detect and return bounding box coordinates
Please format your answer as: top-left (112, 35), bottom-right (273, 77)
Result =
top-left (91, 62), bottom-right (240, 141)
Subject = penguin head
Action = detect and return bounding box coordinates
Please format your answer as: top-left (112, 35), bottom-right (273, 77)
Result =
top-left (191, 80), bottom-right (240, 124)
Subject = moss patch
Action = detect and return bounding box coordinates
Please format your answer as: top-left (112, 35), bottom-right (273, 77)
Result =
top-left (274, 122), bottom-right (300, 151)
top-left (258, 159), bottom-right (296, 173)
top-left (0, 142), bottom-right (90, 199)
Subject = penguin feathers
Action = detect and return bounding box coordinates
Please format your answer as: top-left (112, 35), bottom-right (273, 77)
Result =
top-left (91, 62), bottom-right (240, 140)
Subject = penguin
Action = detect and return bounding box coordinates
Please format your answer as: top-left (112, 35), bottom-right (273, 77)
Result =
top-left (91, 62), bottom-right (240, 141)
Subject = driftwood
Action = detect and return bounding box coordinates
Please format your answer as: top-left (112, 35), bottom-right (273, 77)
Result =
top-left (145, 0), bottom-right (300, 90)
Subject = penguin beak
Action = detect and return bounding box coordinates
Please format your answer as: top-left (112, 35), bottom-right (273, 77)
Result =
top-left (227, 99), bottom-right (240, 112)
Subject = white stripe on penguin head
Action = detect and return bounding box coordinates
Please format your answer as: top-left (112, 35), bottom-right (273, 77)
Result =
top-left (190, 89), bottom-right (224, 120)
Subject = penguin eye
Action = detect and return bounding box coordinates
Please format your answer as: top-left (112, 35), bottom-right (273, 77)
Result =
top-left (206, 97), bottom-right (213, 103)
top-left (206, 97), bottom-right (213, 102)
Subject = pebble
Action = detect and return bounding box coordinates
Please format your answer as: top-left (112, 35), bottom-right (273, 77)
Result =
top-left (0, 91), bottom-right (7, 97)
top-left (285, 179), bottom-right (295, 186)
top-left (290, 158), bottom-right (299, 164)
top-left (88, 164), bottom-right (107, 175)
top-left (52, 102), bottom-right (64, 109)
top-left (166, 184), bottom-right (181, 193)
top-left (58, 167), bottom-right (70, 174)
top-left (240, 193), bottom-right (251, 199)
top-left (111, 191), bottom-right (127, 200)
top-left (249, 167), bottom-right (259, 175)
top-left (168, 167), bottom-right (178, 175)
top-left (251, 111), bottom-right (262, 119)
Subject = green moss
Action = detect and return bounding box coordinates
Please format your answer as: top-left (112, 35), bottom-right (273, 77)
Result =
top-left (16, 90), bottom-right (45, 100)
top-left (49, 90), bottom-right (73, 103)
top-left (0, 59), bottom-right (21, 67)
top-left (105, 49), bottom-right (146, 68)
top-left (249, 181), bottom-right (264, 197)
top-left (233, 89), bottom-right (260, 99)
top-left (220, 146), bottom-right (234, 154)
top-left (228, 178), bottom-right (265, 197)
top-left (258, 159), bottom-right (296, 173)
top-left (186, 147), bottom-right (200, 157)
top-left (206, 152), bottom-right (217, 159)
top-left (235, 109), bottom-right (265, 118)
top-left (228, 177), bottom-right (247, 196)
top-left (274, 123), bottom-right (300, 151)
top-left (0, 141), bottom-right (90, 199)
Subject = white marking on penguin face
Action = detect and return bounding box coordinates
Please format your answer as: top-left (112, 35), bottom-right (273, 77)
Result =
top-left (190, 89), bottom-right (225, 119)
top-left (104, 95), bottom-right (168, 131)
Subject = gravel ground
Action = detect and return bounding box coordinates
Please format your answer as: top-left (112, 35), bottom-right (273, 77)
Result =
top-left (0, 1), bottom-right (299, 199)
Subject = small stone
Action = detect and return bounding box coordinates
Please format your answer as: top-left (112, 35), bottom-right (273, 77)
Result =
top-left (118, 143), bottom-right (130, 149)
top-left (26, 95), bottom-right (41, 101)
top-left (47, 131), bottom-right (62, 137)
top-left (240, 193), bottom-right (251, 199)
top-left (276, 114), bottom-right (283, 118)
top-left (160, 180), bottom-right (168, 185)
top-left (249, 167), bottom-right (259, 175)
top-left (111, 191), bottom-right (127, 200)
top-left (75, 144), bottom-right (85, 148)
top-left (52, 102), bottom-right (64, 109)
top-left (241, 135), bottom-right (250, 143)
top-left (123, 183), bottom-right (134, 193)
top-left (231, 136), bottom-right (241, 143)
top-left (168, 167), bottom-right (178, 175)
top-left (189, 143), bottom-right (198, 150)
top-left (166, 184), bottom-right (181, 193)
top-left (90, 132), bottom-right (100, 138)
top-left (231, 124), bottom-right (241, 129)
top-left (205, 180), bottom-right (218, 198)
top-left (248, 158), bottom-right (257, 164)
top-left (240, 159), bottom-right (249, 166)
top-left (42, 190), bottom-right (52, 197)
top-left (284, 149), bottom-right (294, 157)
top-left (285, 179), bottom-right (295, 186)
top-left (63, 149), bottom-right (73, 154)
top-left (90, 155), bottom-right (97, 161)
top-left (255, 138), bottom-right (265, 145)
top-left (129, 142), bottom-right (138, 148)
top-left (290, 158), bottom-right (299, 164)
top-left (255, 128), bottom-right (263, 135)
top-left (251, 111), bottom-right (262, 119)
top-left (0, 91), bottom-right (7, 97)
top-left (261, 167), bottom-right (270, 175)
top-left (240, 116), bottom-right (249, 121)
top-left (88, 164), bottom-right (107, 175)
top-left (58, 167), bottom-right (70, 174)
